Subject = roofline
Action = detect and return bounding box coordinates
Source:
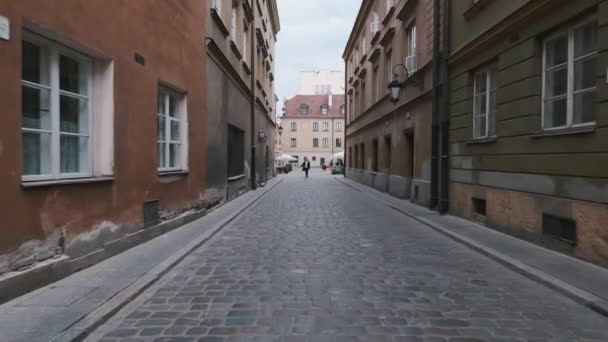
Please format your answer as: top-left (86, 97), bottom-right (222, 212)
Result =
top-left (342, 0), bottom-right (372, 60)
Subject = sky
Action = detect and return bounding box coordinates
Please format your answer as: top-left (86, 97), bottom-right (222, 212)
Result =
top-left (275, 0), bottom-right (361, 111)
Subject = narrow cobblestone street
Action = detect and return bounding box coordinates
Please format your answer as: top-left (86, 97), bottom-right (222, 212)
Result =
top-left (90, 171), bottom-right (608, 342)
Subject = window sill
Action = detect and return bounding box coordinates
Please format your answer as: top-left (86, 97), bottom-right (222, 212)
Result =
top-left (466, 136), bottom-right (497, 145)
top-left (228, 174), bottom-right (246, 182)
top-left (158, 171), bottom-right (189, 177)
top-left (530, 125), bottom-right (596, 139)
top-left (22, 176), bottom-right (115, 188)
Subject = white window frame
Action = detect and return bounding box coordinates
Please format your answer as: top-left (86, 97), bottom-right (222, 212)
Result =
top-left (336, 122), bottom-right (343, 132)
top-left (21, 33), bottom-right (93, 182)
top-left (242, 25), bottom-right (248, 57)
top-left (313, 138), bottom-right (319, 148)
top-left (290, 138), bottom-right (296, 147)
top-left (313, 122), bottom-right (319, 132)
top-left (230, 6), bottom-right (237, 42)
top-left (336, 138), bottom-right (342, 147)
top-left (323, 122), bottom-right (329, 132)
top-left (541, 19), bottom-right (597, 131)
top-left (323, 138), bottom-right (329, 148)
top-left (290, 121), bottom-right (297, 131)
top-left (321, 105), bottom-right (328, 116)
top-left (407, 25), bottom-right (417, 58)
top-left (157, 87), bottom-right (188, 172)
top-left (473, 67), bottom-right (497, 140)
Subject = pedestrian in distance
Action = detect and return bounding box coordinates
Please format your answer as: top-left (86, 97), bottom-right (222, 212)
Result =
top-left (301, 157), bottom-right (311, 178)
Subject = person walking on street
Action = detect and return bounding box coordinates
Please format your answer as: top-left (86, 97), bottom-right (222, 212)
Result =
top-left (301, 157), bottom-right (311, 178)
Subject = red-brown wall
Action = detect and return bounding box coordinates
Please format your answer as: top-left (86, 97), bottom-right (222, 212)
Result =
top-left (0, 1), bottom-right (207, 256)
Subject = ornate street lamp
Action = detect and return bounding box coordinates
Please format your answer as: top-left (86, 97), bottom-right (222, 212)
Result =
top-left (278, 125), bottom-right (283, 136)
top-left (387, 64), bottom-right (424, 104)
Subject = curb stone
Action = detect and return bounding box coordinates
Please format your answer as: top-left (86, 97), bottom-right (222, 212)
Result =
top-left (335, 177), bottom-right (608, 318)
top-left (50, 177), bottom-right (284, 342)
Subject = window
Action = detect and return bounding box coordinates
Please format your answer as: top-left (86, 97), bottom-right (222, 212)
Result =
top-left (290, 138), bottom-right (297, 147)
top-left (157, 87), bottom-right (187, 171)
top-left (372, 65), bottom-right (379, 102)
top-left (360, 81), bottom-right (366, 112)
top-left (336, 138), bottom-right (342, 148)
top-left (323, 122), bottom-right (329, 132)
top-left (384, 136), bottom-right (392, 173)
top-left (21, 38), bottom-right (93, 180)
top-left (362, 37), bottom-right (366, 55)
top-left (243, 24), bottom-right (248, 57)
top-left (227, 124), bottom-right (244, 177)
top-left (360, 144), bottom-right (366, 170)
top-left (385, 52), bottom-right (392, 93)
top-left (300, 104), bottom-right (309, 115)
top-left (290, 122), bottom-right (297, 131)
top-left (372, 140), bottom-right (378, 172)
top-left (370, 12), bottom-right (380, 35)
top-left (473, 66), bottom-right (498, 139)
top-left (323, 138), bottom-right (329, 148)
top-left (211, 0), bottom-right (221, 16)
top-left (340, 105), bottom-right (345, 116)
top-left (321, 104), bottom-right (328, 116)
top-left (313, 138), bottom-right (319, 148)
top-left (543, 20), bottom-right (597, 129)
top-left (336, 122), bottom-right (343, 132)
top-left (313, 122), bottom-right (319, 132)
top-left (230, 6), bottom-right (237, 41)
top-left (407, 26), bottom-right (417, 58)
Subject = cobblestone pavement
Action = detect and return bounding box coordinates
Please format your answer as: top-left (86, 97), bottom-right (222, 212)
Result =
top-left (91, 171), bottom-right (608, 342)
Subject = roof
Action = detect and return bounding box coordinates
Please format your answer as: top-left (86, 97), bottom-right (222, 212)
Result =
top-left (283, 95), bottom-right (345, 119)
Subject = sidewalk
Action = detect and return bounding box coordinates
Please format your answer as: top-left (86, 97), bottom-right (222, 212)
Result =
top-left (336, 176), bottom-right (608, 317)
top-left (0, 177), bottom-right (283, 342)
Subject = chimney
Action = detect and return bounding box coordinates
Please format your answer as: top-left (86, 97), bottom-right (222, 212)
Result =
top-left (328, 94), bottom-right (333, 107)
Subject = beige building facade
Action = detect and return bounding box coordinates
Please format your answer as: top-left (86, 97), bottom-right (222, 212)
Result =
top-left (281, 94), bottom-right (345, 167)
top-left (343, 0), bottom-right (435, 204)
top-left (299, 70), bottom-right (345, 95)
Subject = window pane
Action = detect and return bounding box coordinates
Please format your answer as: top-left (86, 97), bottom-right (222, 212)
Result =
top-left (157, 115), bottom-right (165, 141)
top-left (60, 55), bottom-right (87, 95)
top-left (170, 120), bottom-right (180, 141)
top-left (22, 131), bottom-right (51, 176)
top-left (169, 94), bottom-right (179, 118)
top-left (544, 98), bottom-right (568, 128)
top-left (574, 57), bottom-right (596, 91)
top-left (158, 142), bottom-right (166, 168)
top-left (169, 143), bottom-right (180, 168)
top-left (573, 91), bottom-right (595, 125)
top-left (157, 93), bottom-right (165, 115)
top-left (574, 22), bottom-right (598, 58)
top-left (60, 95), bottom-right (89, 134)
top-left (474, 94), bottom-right (486, 115)
top-left (545, 66), bottom-right (568, 97)
top-left (474, 116), bottom-right (487, 138)
top-left (546, 35), bottom-right (568, 67)
top-left (22, 85), bottom-right (51, 130)
top-left (22, 41), bottom-right (50, 85)
top-left (475, 73), bottom-right (487, 94)
top-left (60, 135), bottom-right (89, 173)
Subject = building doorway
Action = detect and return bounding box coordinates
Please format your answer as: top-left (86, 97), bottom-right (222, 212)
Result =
top-left (405, 130), bottom-right (415, 198)
top-left (320, 157), bottom-right (325, 167)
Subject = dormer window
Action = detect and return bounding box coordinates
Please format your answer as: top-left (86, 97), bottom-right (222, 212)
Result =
top-left (340, 105), bottom-right (346, 116)
top-left (300, 104), bottom-right (309, 115)
top-left (321, 104), bottom-right (329, 116)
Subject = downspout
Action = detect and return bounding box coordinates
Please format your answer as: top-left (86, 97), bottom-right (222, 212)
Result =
top-left (439, 0), bottom-right (451, 214)
top-left (250, 0), bottom-right (257, 190)
top-left (430, 0), bottom-right (440, 210)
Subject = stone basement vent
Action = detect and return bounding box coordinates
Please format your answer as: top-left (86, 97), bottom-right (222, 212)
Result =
top-left (542, 214), bottom-right (577, 246)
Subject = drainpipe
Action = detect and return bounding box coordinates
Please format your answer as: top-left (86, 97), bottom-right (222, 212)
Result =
top-left (250, 1), bottom-right (257, 190)
top-left (439, 0), bottom-right (451, 214)
top-left (430, 0), bottom-right (440, 210)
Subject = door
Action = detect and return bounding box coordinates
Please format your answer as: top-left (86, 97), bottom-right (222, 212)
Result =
top-left (320, 157), bottom-right (325, 167)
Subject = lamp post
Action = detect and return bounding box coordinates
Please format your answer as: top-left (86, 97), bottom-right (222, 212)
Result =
top-left (387, 64), bottom-right (424, 104)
